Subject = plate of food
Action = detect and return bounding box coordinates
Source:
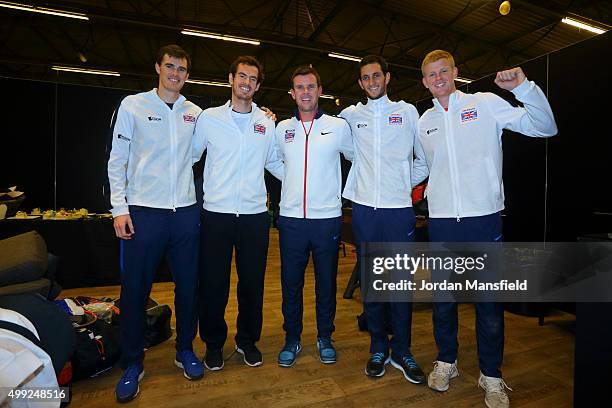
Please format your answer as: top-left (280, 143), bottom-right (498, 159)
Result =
top-left (8, 211), bottom-right (41, 219)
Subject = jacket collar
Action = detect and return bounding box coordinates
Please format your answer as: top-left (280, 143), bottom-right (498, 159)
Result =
top-left (150, 88), bottom-right (186, 107)
top-left (432, 90), bottom-right (464, 112)
top-left (294, 108), bottom-right (325, 121)
top-left (225, 100), bottom-right (262, 118)
top-left (365, 94), bottom-right (390, 110)
top-left (223, 99), bottom-right (257, 113)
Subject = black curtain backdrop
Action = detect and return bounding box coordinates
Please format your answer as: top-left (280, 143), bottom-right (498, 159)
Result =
top-left (546, 32), bottom-right (612, 241)
top-left (1, 80), bottom-right (55, 209)
top-left (0, 80), bottom-right (211, 213)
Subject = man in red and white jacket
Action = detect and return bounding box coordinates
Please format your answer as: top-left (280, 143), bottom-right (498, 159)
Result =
top-left (274, 66), bottom-right (353, 368)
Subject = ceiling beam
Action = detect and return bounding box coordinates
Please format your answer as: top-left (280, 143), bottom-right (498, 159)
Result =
top-left (348, 0), bottom-right (534, 61)
top-left (307, 0), bottom-right (347, 42)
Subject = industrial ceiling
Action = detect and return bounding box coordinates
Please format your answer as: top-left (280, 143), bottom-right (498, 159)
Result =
top-left (1, 0), bottom-right (609, 115)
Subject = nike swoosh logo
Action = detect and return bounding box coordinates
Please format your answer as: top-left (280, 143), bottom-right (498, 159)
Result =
top-left (321, 131), bottom-right (333, 135)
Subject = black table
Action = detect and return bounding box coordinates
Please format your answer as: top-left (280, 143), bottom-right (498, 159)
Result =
top-left (0, 218), bottom-right (172, 288)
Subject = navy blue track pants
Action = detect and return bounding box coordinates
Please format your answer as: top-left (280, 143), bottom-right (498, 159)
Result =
top-left (278, 215), bottom-right (342, 342)
top-left (119, 204), bottom-right (199, 367)
top-left (352, 203), bottom-right (416, 358)
top-left (428, 212), bottom-right (504, 378)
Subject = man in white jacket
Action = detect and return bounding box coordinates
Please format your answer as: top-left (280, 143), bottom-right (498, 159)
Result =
top-left (340, 55), bottom-right (428, 384)
top-left (417, 50), bottom-right (557, 408)
top-left (107, 44), bottom-right (204, 403)
top-left (0, 308), bottom-right (60, 408)
top-left (274, 66), bottom-right (353, 367)
top-left (192, 56), bottom-right (283, 371)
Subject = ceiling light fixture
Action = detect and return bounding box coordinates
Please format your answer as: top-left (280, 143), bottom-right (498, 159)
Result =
top-left (328, 52), bottom-right (361, 62)
top-left (499, 1), bottom-right (511, 16)
top-left (561, 17), bottom-right (606, 35)
top-left (0, 1), bottom-right (88, 20)
top-left (181, 29), bottom-right (260, 46)
top-left (51, 66), bottom-right (120, 76)
top-left (455, 77), bottom-right (473, 83)
top-left (186, 79), bottom-right (231, 87)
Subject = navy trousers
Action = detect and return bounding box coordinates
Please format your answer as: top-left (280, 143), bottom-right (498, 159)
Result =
top-left (352, 203), bottom-right (416, 358)
top-left (428, 212), bottom-right (504, 378)
top-left (119, 204), bottom-right (200, 367)
top-left (278, 215), bottom-right (342, 343)
top-left (198, 210), bottom-right (270, 350)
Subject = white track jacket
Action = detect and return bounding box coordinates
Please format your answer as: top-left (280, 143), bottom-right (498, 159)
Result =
top-left (108, 89), bottom-right (202, 217)
top-left (275, 111), bottom-right (353, 219)
top-left (416, 79), bottom-right (557, 219)
top-left (340, 95), bottom-right (428, 208)
top-left (192, 101), bottom-right (283, 215)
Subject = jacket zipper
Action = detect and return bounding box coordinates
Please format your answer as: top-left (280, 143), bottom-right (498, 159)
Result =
top-left (236, 122), bottom-right (245, 217)
top-left (303, 135), bottom-right (309, 218)
top-left (374, 105), bottom-right (381, 210)
top-left (443, 106), bottom-right (462, 221)
top-left (300, 117), bottom-right (316, 219)
top-left (169, 104), bottom-right (177, 212)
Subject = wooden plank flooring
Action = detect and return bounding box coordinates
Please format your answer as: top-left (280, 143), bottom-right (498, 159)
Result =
top-left (61, 230), bottom-right (575, 407)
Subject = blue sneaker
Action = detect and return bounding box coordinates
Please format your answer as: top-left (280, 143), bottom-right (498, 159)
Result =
top-left (365, 352), bottom-right (389, 377)
top-left (316, 337), bottom-right (337, 364)
top-left (390, 353), bottom-right (426, 384)
top-left (115, 363), bottom-right (144, 403)
top-left (175, 350), bottom-right (205, 380)
top-left (278, 341), bottom-right (301, 367)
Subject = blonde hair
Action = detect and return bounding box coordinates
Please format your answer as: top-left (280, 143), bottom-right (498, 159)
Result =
top-left (421, 50), bottom-right (455, 76)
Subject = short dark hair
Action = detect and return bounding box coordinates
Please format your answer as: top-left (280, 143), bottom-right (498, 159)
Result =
top-left (290, 65), bottom-right (321, 88)
top-left (358, 55), bottom-right (389, 78)
top-left (156, 44), bottom-right (191, 72)
top-left (229, 56), bottom-right (264, 84)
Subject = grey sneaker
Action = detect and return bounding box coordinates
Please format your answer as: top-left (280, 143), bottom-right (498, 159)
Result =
top-left (478, 372), bottom-right (512, 408)
top-left (427, 360), bottom-right (459, 392)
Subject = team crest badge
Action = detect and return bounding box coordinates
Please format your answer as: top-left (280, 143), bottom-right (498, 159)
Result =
top-left (285, 129), bottom-right (295, 143)
top-left (461, 108), bottom-right (478, 123)
top-left (388, 114), bottom-right (403, 125)
top-left (254, 123), bottom-right (266, 134)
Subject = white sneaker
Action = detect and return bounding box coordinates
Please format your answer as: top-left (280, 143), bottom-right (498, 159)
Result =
top-left (427, 360), bottom-right (459, 392)
top-left (478, 372), bottom-right (512, 408)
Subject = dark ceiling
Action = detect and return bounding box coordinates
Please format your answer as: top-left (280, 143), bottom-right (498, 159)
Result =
top-left (1, 0), bottom-right (610, 116)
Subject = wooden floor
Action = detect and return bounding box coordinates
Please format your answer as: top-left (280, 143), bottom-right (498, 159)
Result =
top-left (61, 230), bottom-right (575, 407)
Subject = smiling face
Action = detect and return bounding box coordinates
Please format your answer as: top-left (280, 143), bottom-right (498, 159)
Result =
top-left (229, 63), bottom-right (260, 102)
top-left (290, 73), bottom-right (322, 115)
top-left (155, 54), bottom-right (189, 95)
top-left (421, 58), bottom-right (458, 101)
top-left (358, 63), bottom-right (390, 100)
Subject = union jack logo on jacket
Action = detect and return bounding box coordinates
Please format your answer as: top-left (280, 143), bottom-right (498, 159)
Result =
top-left (254, 123), bottom-right (266, 134)
top-left (388, 114), bottom-right (403, 125)
top-left (285, 129), bottom-right (295, 143)
top-left (460, 108), bottom-right (478, 123)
